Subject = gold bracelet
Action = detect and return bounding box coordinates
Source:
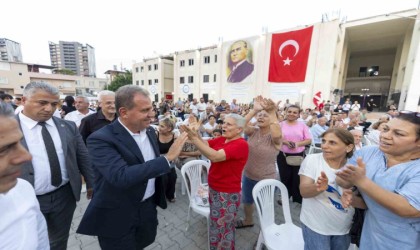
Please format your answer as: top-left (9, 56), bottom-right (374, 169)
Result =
top-left (270, 122), bottom-right (278, 125)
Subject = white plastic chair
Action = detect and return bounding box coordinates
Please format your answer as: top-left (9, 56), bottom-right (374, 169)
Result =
top-left (180, 160), bottom-right (211, 243)
top-left (253, 179), bottom-right (304, 250)
top-left (308, 139), bottom-right (322, 154)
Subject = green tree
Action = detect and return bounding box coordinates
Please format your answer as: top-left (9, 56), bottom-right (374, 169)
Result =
top-left (106, 70), bottom-right (133, 92)
top-left (53, 68), bottom-right (75, 75)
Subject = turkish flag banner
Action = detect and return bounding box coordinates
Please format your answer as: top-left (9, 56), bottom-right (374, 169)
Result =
top-left (268, 26), bottom-right (313, 83)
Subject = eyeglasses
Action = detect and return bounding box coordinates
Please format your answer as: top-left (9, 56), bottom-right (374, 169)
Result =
top-left (398, 110), bottom-right (420, 117)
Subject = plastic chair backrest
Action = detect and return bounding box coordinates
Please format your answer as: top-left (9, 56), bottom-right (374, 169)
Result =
top-left (181, 160), bottom-right (211, 201)
top-left (252, 179), bottom-right (293, 229)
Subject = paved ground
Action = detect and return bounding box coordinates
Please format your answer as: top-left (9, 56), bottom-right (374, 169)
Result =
top-left (68, 176), bottom-right (302, 250)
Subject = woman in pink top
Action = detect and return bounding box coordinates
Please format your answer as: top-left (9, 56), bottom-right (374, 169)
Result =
top-left (277, 105), bottom-right (312, 204)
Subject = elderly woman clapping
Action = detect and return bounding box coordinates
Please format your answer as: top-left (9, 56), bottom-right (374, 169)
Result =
top-left (180, 113), bottom-right (249, 250)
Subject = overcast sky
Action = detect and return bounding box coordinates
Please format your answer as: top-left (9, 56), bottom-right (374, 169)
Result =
top-left (3, 0), bottom-right (419, 78)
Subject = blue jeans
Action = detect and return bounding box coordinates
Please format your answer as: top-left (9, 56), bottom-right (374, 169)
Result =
top-left (302, 223), bottom-right (350, 250)
top-left (241, 175), bottom-right (259, 204)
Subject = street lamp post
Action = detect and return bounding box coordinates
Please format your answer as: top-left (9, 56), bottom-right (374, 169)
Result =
top-left (361, 88), bottom-right (369, 108)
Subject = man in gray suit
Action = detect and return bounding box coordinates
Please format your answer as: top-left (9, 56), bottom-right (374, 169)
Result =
top-left (17, 82), bottom-right (94, 250)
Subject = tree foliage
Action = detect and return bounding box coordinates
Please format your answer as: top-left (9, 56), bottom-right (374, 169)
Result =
top-left (106, 70), bottom-right (133, 92)
top-left (53, 68), bottom-right (75, 75)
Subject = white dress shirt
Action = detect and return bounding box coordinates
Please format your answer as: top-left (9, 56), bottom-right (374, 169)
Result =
top-left (19, 113), bottom-right (68, 195)
top-left (64, 109), bottom-right (95, 127)
top-left (118, 119), bottom-right (156, 201)
top-left (0, 179), bottom-right (49, 250)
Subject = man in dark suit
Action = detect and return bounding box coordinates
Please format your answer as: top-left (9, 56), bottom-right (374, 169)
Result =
top-left (77, 85), bottom-right (187, 249)
top-left (227, 40), bottom-right (254, 83)
top-left (17, 82), bottom-right (94, 250)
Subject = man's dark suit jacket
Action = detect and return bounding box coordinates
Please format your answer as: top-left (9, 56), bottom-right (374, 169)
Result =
top-left (16, 115), bottom-right (94, 201)
top-left (77, 120), bottom-right (170, 238)
top-left (227, 60), bottom-right (254, 83)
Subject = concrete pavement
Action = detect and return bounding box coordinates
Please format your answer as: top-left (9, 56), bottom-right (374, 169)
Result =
top-left (68, 176), bottom-right (302, 250)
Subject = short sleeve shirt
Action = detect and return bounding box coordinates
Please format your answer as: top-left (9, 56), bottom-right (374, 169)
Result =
top-left (348, 146), bottom-right (420, 249)
top-left (208, 137), bottom-right (249, 193)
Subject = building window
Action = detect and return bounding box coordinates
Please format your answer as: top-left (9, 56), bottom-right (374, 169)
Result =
top-left (154, 64), bottom-right (158, 70)
top-left (214, 55), bottom-right (217, 63)
top-left (203, 75), bottom-right (209, 83)
top-left (359, 67), bottom-right (367, 77)
top-left (148, 65), bottom-right (151, 71)
top-left (140, 66), bottom-right (144, 72)
top-left (180, 60), bottom-right (185, 67)
top-left (136, 80), bottom-right (139, 85)
top-left (188, 59), bottom-right (194, 66)
top-left (213, 74), bottom-right (217, 82)
top-left (188, 76), bottom-right (194, 83)
top-left (89, 81), bottom-right (95, 87)
top-left (135, 67), bottom-right (139, 73)
top-left (154, 79), bottom-right (158, 84)
top-left (369, 66), bottom-right (379, 76)
top-left (180, 77), bottom-right (185, 84)
top-left (141, 80), bottom-right (144, 85)
top-left (204, 56), bottom-right (210, 64)
top-left (148, 79), bottom-right (152, 85)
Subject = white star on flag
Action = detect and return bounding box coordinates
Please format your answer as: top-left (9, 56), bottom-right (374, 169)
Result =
top-left (283, 57), bottom-right (292, 66)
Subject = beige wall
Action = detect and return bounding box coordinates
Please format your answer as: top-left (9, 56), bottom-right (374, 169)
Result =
top-left (0, 62), bottom-right (31, 95)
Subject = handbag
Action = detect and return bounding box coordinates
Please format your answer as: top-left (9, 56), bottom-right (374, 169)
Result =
top-left (283, 152), bottom-right (304, 166)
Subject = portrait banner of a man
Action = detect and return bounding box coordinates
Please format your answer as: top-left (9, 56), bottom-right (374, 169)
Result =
top-left (223, 38), bottom-right (257, 84)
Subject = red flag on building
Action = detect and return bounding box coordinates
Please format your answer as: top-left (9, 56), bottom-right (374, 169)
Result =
top-left (268, 26), bottom-right (313, 83)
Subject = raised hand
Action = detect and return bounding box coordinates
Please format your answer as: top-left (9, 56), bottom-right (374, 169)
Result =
top-left (341, 189), bottom-right (353, 208)
top-left (336, 157), bottom-right (366, 186)
top-left (316, 171), bottom-right (329, 192)
top-left (263, 98), bottom-right (277, 114)
top-left (253, 96), bottom-right (264, 112)
top-left (166, 132), bottom-right (188, 161)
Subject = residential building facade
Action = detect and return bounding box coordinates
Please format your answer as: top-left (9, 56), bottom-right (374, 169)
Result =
top-left (132, 56), bottom-right (174, 102)
top-left (133, 9), bottom-right (420, 111)
top-left (0, 38), bottom-right (23, 63)
top-left (0, 61), bottom-right (108, 97)
top-left (49, 41), bottom-right (96, 77)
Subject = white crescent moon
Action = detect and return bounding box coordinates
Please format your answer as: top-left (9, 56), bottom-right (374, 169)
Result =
top-left (278, 40), bottom-right (299, 58)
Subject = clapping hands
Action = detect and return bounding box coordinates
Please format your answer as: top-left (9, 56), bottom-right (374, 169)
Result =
top-left (316, 171), bottom-right (329, 192)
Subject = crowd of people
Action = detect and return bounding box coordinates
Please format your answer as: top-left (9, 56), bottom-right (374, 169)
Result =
top-left (0, 84), bottom-right (419, 250)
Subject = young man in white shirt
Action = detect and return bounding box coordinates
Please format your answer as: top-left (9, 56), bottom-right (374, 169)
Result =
top-left (0, 102), bottom-right (49, 250)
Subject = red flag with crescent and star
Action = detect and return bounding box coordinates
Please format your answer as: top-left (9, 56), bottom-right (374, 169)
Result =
top-left (268, 26), bottom-right (313, 83)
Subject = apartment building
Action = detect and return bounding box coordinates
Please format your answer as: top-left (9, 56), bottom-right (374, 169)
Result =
top-left (132, 56), bottom-right (174, 102)
top-left (49, 41), bottom-right (96, 77)
top-left (0, 38), bottom-right (23, 63)
top-left (0, 61), bottom-right (108, 97)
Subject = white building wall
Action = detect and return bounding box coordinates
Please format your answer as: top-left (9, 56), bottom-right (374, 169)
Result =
top-left (401, 13), bottom-right (420, 111)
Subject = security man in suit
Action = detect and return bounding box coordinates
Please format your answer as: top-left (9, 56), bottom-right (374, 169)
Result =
top-left (17, 82), bottom-right (94, 250)
top-left (77, 85), bottom-right (187, 249)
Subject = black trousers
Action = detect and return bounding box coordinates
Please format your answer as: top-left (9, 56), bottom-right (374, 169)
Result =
top-left (98, 196), bottom-right (158, 250)
top-left (277, 151), bottom-right (305, 204)
top-left (165, 167), bottom-right (177, 200)
top-left (37, 183), bottom-right (76, 250)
